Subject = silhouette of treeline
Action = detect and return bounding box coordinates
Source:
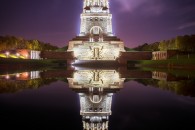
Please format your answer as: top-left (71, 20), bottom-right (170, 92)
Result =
top-left (0, 36), bottom-right (59, 51)
top-left (133, 35), bottom-right (195, 52)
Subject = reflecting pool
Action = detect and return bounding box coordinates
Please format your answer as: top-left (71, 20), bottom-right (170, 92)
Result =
top-left (0, 67), bottom-right (195, 129)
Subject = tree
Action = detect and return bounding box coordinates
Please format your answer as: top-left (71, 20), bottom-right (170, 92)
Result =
top-left (0, 36), bottom-right (59, 51)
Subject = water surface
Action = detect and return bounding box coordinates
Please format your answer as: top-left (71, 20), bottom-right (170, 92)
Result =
top-left (0, 67), bottom-right (195, 129)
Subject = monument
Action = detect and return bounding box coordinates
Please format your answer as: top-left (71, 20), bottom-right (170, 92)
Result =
top-left (67, 0), bottom-right (125, 61)
top-left (40, 0), bottom-right (152, 64)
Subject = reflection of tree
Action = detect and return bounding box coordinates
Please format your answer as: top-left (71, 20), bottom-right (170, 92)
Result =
top-left (134, 79), bottom-right (195, 97)
top-left (0, 78), bottom-right (58, 94)
top-left (175, 80), bottom-right (195, 96)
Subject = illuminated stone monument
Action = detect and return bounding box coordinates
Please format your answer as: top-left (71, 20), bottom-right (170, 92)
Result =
top-left (68, 70), bottom-right (125, 130)
top-left (67, 0), bottom-right (125, 61)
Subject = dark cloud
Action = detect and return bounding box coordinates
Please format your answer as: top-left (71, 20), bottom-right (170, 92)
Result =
top-left (178, 22), bottom-right (195, 30)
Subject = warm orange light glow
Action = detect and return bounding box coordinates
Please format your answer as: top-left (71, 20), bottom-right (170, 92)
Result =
top-left (17, 49), bottom-right (29, 59)
top-left (17, 72), bottom-right (29, 80)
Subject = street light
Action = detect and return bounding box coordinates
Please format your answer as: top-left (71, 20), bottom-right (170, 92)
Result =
top-left (16, 53), bottom-right (20, 57)
top-left (5, 51), bottom-right (10, 58)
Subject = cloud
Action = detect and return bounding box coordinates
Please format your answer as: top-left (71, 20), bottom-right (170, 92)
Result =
top-left (114, 0), bottom-right (147, 12)
top-left (143, 3), bottom-right (164, 15)
top-left (178, 22), bottom-right (195, 30)
top-left (114, 0), bottom-right (165, 15)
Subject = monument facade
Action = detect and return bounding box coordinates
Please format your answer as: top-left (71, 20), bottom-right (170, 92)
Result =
top-left (67, 0), bottom-right (125, 61)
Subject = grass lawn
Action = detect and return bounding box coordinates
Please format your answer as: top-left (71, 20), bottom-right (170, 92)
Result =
top-left (138, 59), bottom-right (195, 66)
top-left (128, 54), bottom-right (195, 67)
top-left (127, 54), bottom-right (195, 78)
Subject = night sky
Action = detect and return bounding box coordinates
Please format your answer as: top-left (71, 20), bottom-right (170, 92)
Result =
top-left (0, 0), bottom-right (195, 48)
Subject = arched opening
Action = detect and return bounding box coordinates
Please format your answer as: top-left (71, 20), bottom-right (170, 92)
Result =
top-left (90, 26), bottom-right (103, 35)
top-left (89, 95), bottom-right (103, 104)
top-left (89, 87), bottom-right (103, 104)
top-left (89, 26), bottom-right (104, 42)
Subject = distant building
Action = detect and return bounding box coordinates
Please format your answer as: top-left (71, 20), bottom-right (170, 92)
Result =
top-left (152, 50), bottom-right (178, 60)
top-left (152, 71), bottom-right (168, 81)
top-left (152, 71), bottom-right (177, 81)
top-left (29, 50), bottom-right (41, 59)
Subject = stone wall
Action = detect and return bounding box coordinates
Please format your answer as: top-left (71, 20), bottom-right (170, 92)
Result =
top-left (119, 69), bottom-right (152, 79)
top-left (40, 70), bottom-right (74, 79)
top-left (40, 51), bottom-right (153, 65)
top-left (40, 51), bottom-right (74, 60)
top-left (118, 51), bottom-right (152, 64)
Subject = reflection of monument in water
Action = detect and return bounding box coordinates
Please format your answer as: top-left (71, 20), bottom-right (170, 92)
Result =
top-left (67, 0), bottom-right (125, 61)
top-left (68, 70), bottom-right (125, 129)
